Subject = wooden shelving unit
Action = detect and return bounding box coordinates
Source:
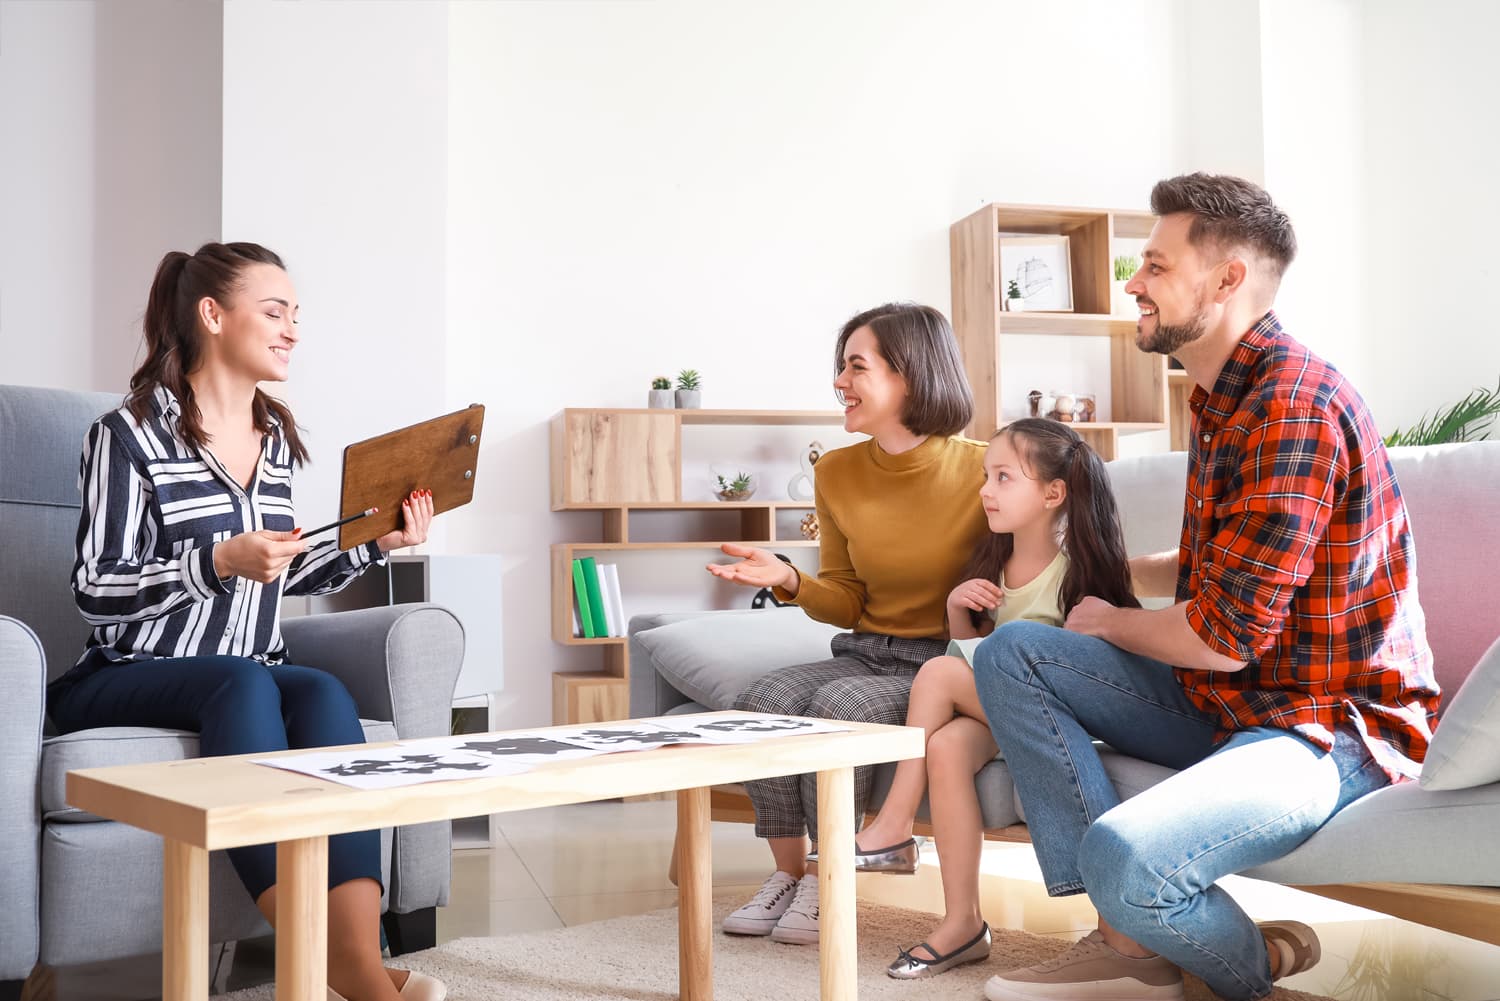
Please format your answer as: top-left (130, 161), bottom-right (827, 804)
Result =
top-left (950, 203), bottom-right (1168, 460)
top-left (1167, 369), bottom-right (1194, 452)
top-left (548, 408), bottom-right (840, 724)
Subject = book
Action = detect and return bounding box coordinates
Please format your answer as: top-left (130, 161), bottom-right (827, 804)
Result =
top-left (598, 563), bottom-right (625, 637)
top-left (571, 558), bottom-right (598, 639)
top-left (578, 556), bottom-right (609, 639)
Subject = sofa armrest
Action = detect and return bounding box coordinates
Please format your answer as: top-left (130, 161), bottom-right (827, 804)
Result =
top-left (279, 603), bottom-right (463, 914)
top-left (0, 616), bottom-right (44, 978)
top-left (280, 603), bottom-right (463, 739)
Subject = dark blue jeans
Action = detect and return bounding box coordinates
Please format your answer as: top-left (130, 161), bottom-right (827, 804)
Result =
top-left (49, 656), bottom-right (382, 902)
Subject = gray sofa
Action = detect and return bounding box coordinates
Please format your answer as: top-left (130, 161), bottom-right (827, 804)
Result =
top-left (630, 441), bottom-right (1500, 943)
top-left (0, 384), bottom-right (463, 993)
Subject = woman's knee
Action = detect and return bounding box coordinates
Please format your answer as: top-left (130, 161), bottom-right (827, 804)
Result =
top-left (278, 667), bottom-right (360, 720)
top-left (206, 659), bottom-right (282, 713)
top-left (805, 677), bottom-right (904, 724)
top-left (733, 669), bottom-right (811, 714)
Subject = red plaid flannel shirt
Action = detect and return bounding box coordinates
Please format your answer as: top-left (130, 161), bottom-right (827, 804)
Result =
top-left (1175, 312), bottom-right (1440, 781)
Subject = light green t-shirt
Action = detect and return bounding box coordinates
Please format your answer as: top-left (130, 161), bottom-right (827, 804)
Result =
top-left (947, 549), bottom-right (1069, 667)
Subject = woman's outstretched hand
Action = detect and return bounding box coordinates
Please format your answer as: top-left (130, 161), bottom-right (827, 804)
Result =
top-left (706, 543), bottom-right (800, 596)
top-left (377, 489), bottom-right (435, 553)
top-left (212, 529), bottom-right (307, 584)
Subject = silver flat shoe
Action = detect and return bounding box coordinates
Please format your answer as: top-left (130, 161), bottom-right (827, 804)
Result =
top-left (887, 923), bottom-right (991, 979)
top-left (807, 836), bottom-right (920, 873)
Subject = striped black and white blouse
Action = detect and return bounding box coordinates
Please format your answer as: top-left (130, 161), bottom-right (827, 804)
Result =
top-left (68, 386), bottom-right (384, 673)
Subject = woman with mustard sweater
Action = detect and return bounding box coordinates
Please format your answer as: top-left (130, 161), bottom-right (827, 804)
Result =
top-left (707, 302), bottom-right (987, 945)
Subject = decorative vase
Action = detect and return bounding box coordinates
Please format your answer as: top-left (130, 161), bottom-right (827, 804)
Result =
top-left (1007, 296), bottom-right (1025, 313)
top-left (648, 389), bottom-right (675, 409)
top-left (675, 389), bottom-right (702, 409)
top-left (716, 486), bottom-right (755, 502)
top-left (1111, 280), bottom-right (1134, 316)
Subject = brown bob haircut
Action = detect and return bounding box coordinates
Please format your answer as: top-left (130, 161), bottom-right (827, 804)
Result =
top-left (834, 302), bottom-right (974, 437)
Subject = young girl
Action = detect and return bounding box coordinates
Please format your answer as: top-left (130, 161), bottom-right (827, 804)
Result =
top-left (857, 418), bottom-right (1139, 979)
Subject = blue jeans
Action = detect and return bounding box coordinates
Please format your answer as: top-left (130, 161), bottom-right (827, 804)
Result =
top-left (49, 656), bottom-right (383, 902)
top-left (971, 621), bottom-right (1389, 1001)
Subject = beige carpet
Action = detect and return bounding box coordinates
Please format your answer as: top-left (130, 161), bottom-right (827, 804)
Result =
top-left (224, 896), bottom-right (1337, 1001)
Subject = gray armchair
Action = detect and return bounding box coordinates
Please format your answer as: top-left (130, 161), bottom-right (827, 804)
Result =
top-left (0, 384), bottom-right (462, 994)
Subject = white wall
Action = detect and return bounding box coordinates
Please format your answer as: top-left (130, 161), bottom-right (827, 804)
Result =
top-left (1360, 0), bottom-right (1500, 433)
top-left (0, 0), bottom-right (96, 389)
top-left (91, 1), bottom-right (223, 391)
top-left (446, 0), bottom-right (1191, 728)
top-left (221, 0), bottom-right (451, 534)
top-left (1258, 0), bottom-right (1368, 389)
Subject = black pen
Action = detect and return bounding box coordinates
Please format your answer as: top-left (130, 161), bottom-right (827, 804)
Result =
top-left (299, 507), bottom-right (379, 541)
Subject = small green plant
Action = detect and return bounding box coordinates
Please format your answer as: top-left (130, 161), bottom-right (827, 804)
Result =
top-left (716, 471), bottom-right (753, 494)
top-left (651, 376), bottom-right (671, 390)
top-left (1113, 254), bottom-right (1139, 282)
top-left (676, 369), bottom-right (702, 391)
top-left (1006, 279), bottom-right (1022, 300)
top-left (1383, 379), bottom-right (1500, 447)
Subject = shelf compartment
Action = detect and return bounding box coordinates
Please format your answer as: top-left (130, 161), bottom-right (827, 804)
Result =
top-left (998, 313), bottom-right (1140, 336)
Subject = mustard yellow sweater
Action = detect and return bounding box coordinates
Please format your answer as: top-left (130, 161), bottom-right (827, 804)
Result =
top-left (774, 434), bottom-right (988, 639)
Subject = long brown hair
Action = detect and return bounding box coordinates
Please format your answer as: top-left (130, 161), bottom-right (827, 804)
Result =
top-left (125, 242), bottom-right (308, 465)
top-left (958, 418), bottom-right (1138, 629)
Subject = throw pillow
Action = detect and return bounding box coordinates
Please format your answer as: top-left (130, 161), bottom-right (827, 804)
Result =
top-left (1420, 634), bottom-right (1500, 790)
top-left (633, 609), bottom-right (841, 710)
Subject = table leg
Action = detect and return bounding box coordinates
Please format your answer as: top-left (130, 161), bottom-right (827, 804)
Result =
top-left (162, 839), bottom-right (209, 1001)
top-left (276, 837), bottom-right (329, 1001)
top-left (816, 767), bottom-right (856, 1001)
top-left (677, 786), bottom-right (712, 1001)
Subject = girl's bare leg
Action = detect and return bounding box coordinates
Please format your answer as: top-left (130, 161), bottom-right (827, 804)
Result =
top-left (857, 656), bottom-right (978, 851)
top-left (907, 715), bottom-right (998, 960)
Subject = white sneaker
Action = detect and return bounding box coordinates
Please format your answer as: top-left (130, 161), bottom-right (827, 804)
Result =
top-left (722, 871), bottom-right (799, 936)
top-left (769, 874), bottom-right (819, 945)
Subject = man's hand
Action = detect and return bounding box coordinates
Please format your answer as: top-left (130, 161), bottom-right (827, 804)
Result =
top-left (212, 530), bottom-right (308, 584)
top-left (1064, 595), bottom-right (1119, 640)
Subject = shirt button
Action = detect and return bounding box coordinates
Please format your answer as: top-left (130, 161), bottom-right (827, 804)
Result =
top-left (1201, 433), bottom-right (1211, 444)
top-left (1196, 499), bottom-right (1203, 509)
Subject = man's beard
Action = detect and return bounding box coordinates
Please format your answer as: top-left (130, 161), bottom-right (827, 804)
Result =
top-left (1137, 289), bottom-right (1210, 356)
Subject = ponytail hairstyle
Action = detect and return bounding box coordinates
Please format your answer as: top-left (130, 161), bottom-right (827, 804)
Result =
top-left (125, 242), bottom-right (308, 465)
top-left (956, 418), bottom-right (1138, 628)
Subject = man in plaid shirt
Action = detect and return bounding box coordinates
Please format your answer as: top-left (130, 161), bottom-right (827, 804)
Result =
top-left (973, 174), bottom-right (1440, 1001)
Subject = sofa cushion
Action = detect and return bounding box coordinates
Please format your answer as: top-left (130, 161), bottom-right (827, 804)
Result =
top-left (633, 609), bottom-right (841, 710)
top-left (42, 720), bottom-right (400, 821)
top-left (1420, 635), bottom-right (1500, 790)
top-left (1244, 778), bottom-right (1500, 886)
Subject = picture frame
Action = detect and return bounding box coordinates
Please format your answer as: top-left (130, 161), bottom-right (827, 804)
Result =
top-left (999, 234), bottom-right (1073, 312)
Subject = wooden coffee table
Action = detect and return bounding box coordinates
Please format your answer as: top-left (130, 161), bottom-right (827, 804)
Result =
top-left (67, 711), bottom-right (922, 1001)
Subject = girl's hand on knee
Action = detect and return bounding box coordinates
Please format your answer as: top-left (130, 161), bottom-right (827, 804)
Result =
top-left (947, 578), bottom-right (1003, 614)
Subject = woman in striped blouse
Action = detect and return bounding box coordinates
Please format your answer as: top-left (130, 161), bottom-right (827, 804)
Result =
top-left (47, 243), bottom-right (442, 1001)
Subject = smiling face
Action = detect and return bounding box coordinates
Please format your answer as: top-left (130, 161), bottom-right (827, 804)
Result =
top-left (978, 432), bottom-right (1064, 536)
top-left (199, 262), bottom-right (299, 383)
top-left (1123, 212), bottom-right (1219, 358)
top-left (833, 325), bottom-right (909, 437)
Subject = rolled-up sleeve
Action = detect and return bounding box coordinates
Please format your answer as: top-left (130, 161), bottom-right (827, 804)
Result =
top-left (1185, 406), bottom-right (1343, 661)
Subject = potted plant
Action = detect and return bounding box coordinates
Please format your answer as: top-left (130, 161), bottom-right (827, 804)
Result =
top-left (1006, 279), bottom-right (1024, 313)
top-left (648, 376), bottom-right (675, 409)
top-left (675, 369), bottom-right (702, 409)
top-left (1112, 254), bottom-right (1139, 315)
top-left (715, 470), bottom-right (755, 502)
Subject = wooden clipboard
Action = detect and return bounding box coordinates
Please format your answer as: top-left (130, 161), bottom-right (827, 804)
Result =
top-left (335, 405), bottom-right (486, 550)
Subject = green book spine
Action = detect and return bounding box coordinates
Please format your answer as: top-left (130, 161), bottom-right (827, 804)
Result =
top-left (571, 559), bottom-right (598, 639)
top-left (579, 556), bottom-right (609, 638)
